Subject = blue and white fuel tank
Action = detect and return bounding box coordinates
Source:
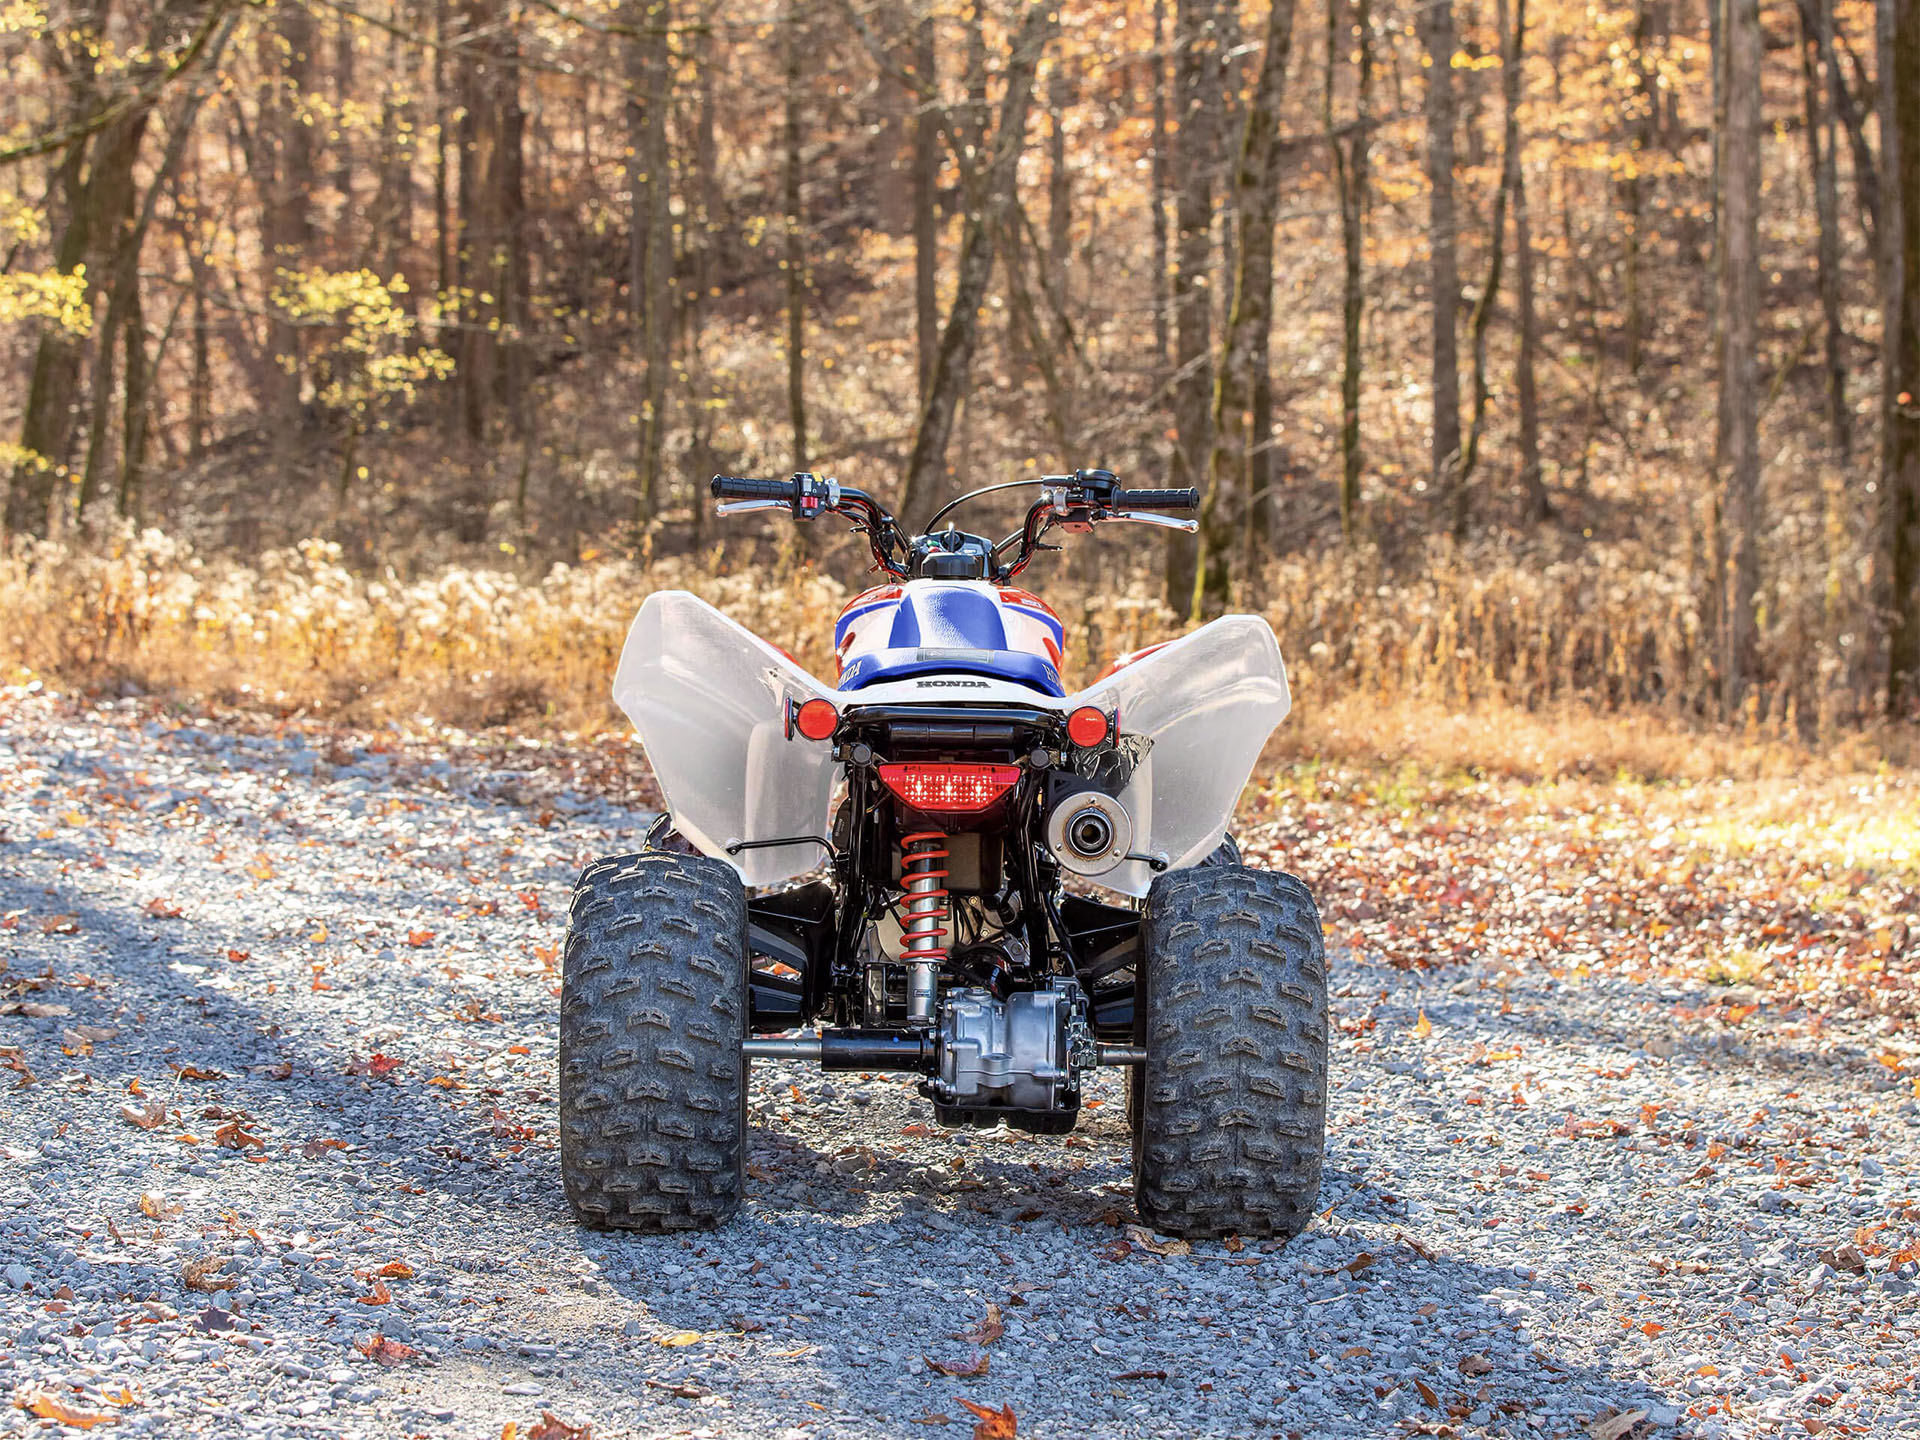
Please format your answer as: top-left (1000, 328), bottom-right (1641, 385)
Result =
top-left (833, 580), bottom-right (1067, 696)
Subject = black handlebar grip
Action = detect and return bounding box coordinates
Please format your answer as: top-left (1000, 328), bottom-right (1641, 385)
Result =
top-left (1117, 487), bottom-right (1200, 511)
top-left (710, 474), bottom-right (798, 501)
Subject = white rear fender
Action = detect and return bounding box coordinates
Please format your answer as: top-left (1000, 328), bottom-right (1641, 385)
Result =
top-left (614, 594), bottom-right (1290, 898)
top-left (1067, 616), bottom-right (1290, 897)
top-left (612, 591), bottom-right (842, 888)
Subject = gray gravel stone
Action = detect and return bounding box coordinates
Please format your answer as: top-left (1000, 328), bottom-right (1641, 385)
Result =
top-left (4, 693), bottom-right (1919, 1438)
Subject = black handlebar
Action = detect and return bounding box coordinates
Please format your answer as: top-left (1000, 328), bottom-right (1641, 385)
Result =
top-left (1116, 488), bottom-right (1199, 511)
top-left (706, 469), bottom-right (1192, 582)
top-left (710, 474), bottom-right (797, 502)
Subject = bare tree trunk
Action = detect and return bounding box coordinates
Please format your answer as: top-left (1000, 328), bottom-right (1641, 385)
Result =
top-left (190, 257), bottom-right (210, 461)
top-left (912, 13), bottom-right (939, 403)
top-left (264, 0), bottom-right (316, 435)
top-left (1194, 0), bottom-right (1299, 616)
top-left (1621, 0), bottom-right (1656, 377)
top-left (1810, 0), bottom-right (1881, 254)
top-left (783, 0), bottom-right (809, 476)
top-left (1163, 0), bottom-right (1221, 617)
top-left (1150, 0), bottom-right (1171, 366)
top-left (1883, 0), bottom-right (1920, 712)
top-left (1514, 149), bottom-right (1549, 519)
top-left (1327, 0), bottom-right (1372, 543)
top-left (633, 0), bottom-right (674, 522)
top-left (433, 0), bottom-right (451, 299)
top-left (895, 0), bottom-right (1056, 526)
top-left (1799, 0), bottom-right (1850, 451)
top-left (1423, 0), bottom-right (1462, 512)
top-left (1046, 63), bottom-right (1072, 316)
top-left (1457, 0), bottom-right (1528, 521)
top-left (118, 279), bottom-right (151, 518)
top-left (1717, 0), bottom-right (1763, 714)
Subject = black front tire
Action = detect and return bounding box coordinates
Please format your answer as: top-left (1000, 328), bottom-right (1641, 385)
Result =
top-left (558, 851), bottom-right (748, 1232)
top-left (1132, 865), bottom-right (1329, 1240)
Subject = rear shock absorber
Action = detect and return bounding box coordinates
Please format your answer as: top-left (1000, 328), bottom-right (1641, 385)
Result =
top-left (898, 832), bottom-right (950, 1024)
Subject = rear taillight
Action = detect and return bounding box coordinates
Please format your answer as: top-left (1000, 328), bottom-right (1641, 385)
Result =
top-left (877, 763), bottom-right (1020, 813)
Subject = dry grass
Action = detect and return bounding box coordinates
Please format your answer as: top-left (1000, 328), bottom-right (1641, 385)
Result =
top-left (0, 525), bottom-right (1908, 783)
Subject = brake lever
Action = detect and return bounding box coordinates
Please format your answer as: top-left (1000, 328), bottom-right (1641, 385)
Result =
top-left (714, 499), bottom-right (790, 516)
top-left (1104, 510), bottom-right (1198, 533)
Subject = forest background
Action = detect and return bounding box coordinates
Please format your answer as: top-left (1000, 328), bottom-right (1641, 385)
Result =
top-left (1, 0), bottom-right (1919, 773)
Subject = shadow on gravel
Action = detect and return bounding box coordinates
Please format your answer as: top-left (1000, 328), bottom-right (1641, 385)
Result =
top-left (2, 871), bottom-right (1688, 1438)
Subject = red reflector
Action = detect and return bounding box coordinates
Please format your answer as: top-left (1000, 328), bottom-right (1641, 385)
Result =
top-left (878, 763), bottom-right (1020, 813)
top-left (1065, 706), bottom-right (1110, 748)
top-left (794, 698), bottom-right (839, 741)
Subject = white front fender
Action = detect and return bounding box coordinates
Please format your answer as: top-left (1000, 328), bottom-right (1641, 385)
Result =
top-left (612, 591), bottom-right (842, 888)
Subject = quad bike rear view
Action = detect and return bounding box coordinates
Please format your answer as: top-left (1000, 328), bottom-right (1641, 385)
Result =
top-left (558, 469), bottom-right (1328, 1238)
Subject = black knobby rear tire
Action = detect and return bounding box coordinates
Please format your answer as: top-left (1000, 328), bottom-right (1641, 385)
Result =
top-left (1132, 864), bottom-right (1329, 1240)
top-left (558, 850), bottom-right (748, 1232)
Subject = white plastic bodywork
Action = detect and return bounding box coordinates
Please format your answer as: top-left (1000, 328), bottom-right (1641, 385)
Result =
top-left (1070, 616), bottom-right (1290, 895)
top-left (612, 591), bottom-right (841, 888)
top-left (614, 591), bottom-right (1290, 897)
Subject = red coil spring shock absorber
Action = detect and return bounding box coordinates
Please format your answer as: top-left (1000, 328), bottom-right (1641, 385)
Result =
top-left (899, 832), bottom-right (950, 1022)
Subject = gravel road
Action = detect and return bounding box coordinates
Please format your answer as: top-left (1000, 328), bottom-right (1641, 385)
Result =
top-left (3, 689), bottom-right (1918, 1439)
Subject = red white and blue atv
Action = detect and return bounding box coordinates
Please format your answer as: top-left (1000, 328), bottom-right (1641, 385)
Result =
top-left (558, 470), bottom-right (1328, 1238)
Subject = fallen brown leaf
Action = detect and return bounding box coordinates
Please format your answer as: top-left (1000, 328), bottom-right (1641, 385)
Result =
top-left (1414, 1378), bottom-right (1440, 1407)
top-left (1, 1047), bottom-right (33, 1088)
top-left (170, 1064), bottom-right (226, 1082)
top-left (926, 1352), bottom-right (991, 1378)
top-left (957, 1399), bottom-right (1017, 1439)
top-left (1124, 1225), bottom-right (1191, 1257)
top-left (15, 1389), bottom-right (118, 1429)
top-left (181, 1255), bottom-right (232, 1292)
top-left (356, 1280), bottom-right (393, 1305)
top-left (213, 1119), bottom-right (264, 1150)
top-left (1458, 1354), bottom-right (1493, 1376)
top-left (1, 1000), bottom-right (71, 1017)
top-left (138, 1192), bottom-right (180, 1220)
top-left (355, 1333), bottom-right (416, 1366)
top-left (525, 1414), bottom-right (591, 1440)
top-left (144, 898), bottom-right (184, 919)
top-left (1587, 1410), bottom-right (1649, 1440)
top-left (957, 1302), bottom-right (1004, 1347)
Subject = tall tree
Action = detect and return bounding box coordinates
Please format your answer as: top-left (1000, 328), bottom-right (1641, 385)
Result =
top-left (629, 0), bottom-right (674, 522)
top-left (1457, 0), bottom-right (1527, 527)
top-left (1150, 0), bottom-right (1172, 366)
top-left (783, 0), bottom-right (809, 476)
top-left (1422, 0), bottom-right (1462, 507)
top-left (1325, 0), bottom-right (1373, 543)
top-left (1513, 128), bottom-right (1549, 519)
top-left (1717, 0), bottom-right (1763, 712)
top-left (912, 13), bottom-right (939, 402)
top-left (1193, 0), bottom-right (1300, 615)
top-left (1884, 0), bottom-right (1920, 712)
top-left (1164, 0), bottom-right (1223, 617)
top-left (1798, 0), bottom-right (1848, 451)
top-left (894, 0), bottom-right (1056, 525)
top-left (9, 0), bottom-right (214, 534)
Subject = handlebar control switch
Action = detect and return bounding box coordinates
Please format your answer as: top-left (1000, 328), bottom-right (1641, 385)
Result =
top-left (790, 473), bottom-right (839, 521)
